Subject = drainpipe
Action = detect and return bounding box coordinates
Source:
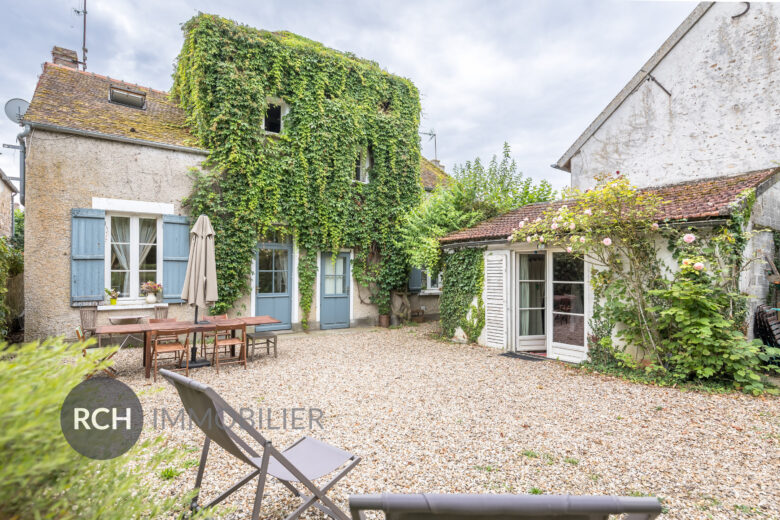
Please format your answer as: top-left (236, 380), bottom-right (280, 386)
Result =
top-left (10, 192), bottom-right (14, 238)
top-left (16, 124), bottom-right (30, 206)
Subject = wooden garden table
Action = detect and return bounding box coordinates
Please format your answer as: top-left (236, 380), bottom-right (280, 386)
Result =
top-left (95, 315), bottom-right (280, 379)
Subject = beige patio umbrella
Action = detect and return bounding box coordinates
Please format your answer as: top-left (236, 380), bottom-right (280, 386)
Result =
top-left (180, 214), bottom-right (218, 366)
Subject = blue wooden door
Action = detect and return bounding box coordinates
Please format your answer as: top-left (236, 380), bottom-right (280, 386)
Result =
top-left (255, 238), bottom-right (292, 331)
top-left (320, 252), bottom-right (350, 329)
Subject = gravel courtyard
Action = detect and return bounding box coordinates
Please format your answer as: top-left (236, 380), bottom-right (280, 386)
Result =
top-left (115, 323), bottom-right (780, 520)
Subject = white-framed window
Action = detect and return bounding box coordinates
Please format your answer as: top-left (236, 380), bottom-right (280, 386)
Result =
top-left (105, 214), bottom-right (163, 300)
top-left (420, 270), bottom-right (442, 295)
top-left (263, 97), bottom-right (289, 134)
top-left (354, 148), bottom-right (372, 183)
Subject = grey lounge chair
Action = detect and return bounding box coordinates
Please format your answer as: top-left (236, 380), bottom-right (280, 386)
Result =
top-left (349, 494), bottom-right (663, 520)
top-left (159, 369), bottom-right (360, 520)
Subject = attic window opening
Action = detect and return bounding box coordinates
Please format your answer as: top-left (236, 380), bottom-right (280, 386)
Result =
top-left (109, 86), bottom-right (146, 110)
top-left (355, 148), bottom-right (373, 183)
top-left (265, 104), bottom-right (282, 133)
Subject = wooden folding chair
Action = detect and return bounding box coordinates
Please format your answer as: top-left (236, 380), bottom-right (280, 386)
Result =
top-left (209, 322), bottom-right (247, 373)
top-left (200, 314), bottom-right (228, 358)
top-left (79, 305), bottom-right (98, 339)
top-left (77, 326), bottom-right (116, 378)
top-left (160, 369), bottom-right (360, 520)
top-left (151, 327), bottom-right (190, 382)
top-left (154, 304), bottom-right (169, 320)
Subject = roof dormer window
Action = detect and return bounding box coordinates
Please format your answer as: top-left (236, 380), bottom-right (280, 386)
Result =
top-left (109, 85), bottom-right (146, 110)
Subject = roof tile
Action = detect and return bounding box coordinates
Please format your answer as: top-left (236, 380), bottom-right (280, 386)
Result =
top-left (24, 63), bottom-right (198, 149)
top-left (441, 168), bottom-right (778, 244)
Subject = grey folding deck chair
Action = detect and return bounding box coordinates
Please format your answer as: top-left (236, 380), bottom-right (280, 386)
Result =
top-left (159, 369), bottom-right (360, 520)
top-left (348, 494), bottom-right (663, 520)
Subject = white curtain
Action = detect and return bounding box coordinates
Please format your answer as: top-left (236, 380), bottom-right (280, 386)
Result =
top-left (518, 255), bottom-right (545, 336)
top-left (518, 256), bottom-right (531, 336)
top-left (139, 219), bottom-right (157, 270)
top-left (529, 257), bottom-right (544, 335)
top-left (111, 218), bottom-right (130, 296)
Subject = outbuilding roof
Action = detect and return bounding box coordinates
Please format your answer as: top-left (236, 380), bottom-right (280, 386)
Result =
top-left (440, 168), bottom-right (779, 245)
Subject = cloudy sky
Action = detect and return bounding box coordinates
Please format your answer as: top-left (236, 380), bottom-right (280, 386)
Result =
top-left (0, 0), bottom-right (697, 194)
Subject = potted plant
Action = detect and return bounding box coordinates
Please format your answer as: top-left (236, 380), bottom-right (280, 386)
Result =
top-left (377, 303), bottom-right (391, 328)
top-left (141, 281), bottom-right (163, 304)
top-left (104, 288), bottom-right (119, 305)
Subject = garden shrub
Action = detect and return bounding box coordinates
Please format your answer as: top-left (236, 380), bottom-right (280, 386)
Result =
top-left (649, 264), bottom-right (780, 394)
top-left (11, 208), bottom-right (23, 251)
top-left (0, 236), bottom-right (23, 337)
top-left (0, 337), bottom-right (200, 518)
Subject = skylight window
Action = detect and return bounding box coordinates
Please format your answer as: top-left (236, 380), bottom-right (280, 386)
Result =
top-left (109, 85), bottom-right (146, 109)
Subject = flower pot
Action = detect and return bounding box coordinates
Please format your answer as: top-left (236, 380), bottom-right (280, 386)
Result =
top-left (378, 314), bottom-right (390, 327)
top-left (145, 293), bottom-right (157, 304)
top-left (110, 298), bottom-right (117, 305)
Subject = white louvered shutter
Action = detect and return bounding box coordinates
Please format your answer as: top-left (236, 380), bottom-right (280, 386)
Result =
top-left (484, 250), bottom-right (510, 349)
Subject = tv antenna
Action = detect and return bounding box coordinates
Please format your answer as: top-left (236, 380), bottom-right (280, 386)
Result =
top-left (73, 0), bottom-right (88, 70)
top-left (420, 129), bottom-right (437, 160)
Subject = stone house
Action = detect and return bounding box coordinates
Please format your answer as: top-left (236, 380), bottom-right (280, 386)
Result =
top-left (441, 2), bottom-right (780, 361)
top-left (0, 167), bottom-right (18, 237)
top-left (21, 47), bottom-right (447, 340)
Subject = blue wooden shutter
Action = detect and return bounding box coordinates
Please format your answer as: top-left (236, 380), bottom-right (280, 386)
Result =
top-left (408, 268), bottom-right (423, 293)
top-left (162, 215), bottom-right (190, 302)
top-left (71, 208), bottom-right (106, 304)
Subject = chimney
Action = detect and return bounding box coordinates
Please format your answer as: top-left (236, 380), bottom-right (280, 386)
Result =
top-left (51, 46), bottom-right (80, 69)
top-left (431, 159), bottom-right (445, 171)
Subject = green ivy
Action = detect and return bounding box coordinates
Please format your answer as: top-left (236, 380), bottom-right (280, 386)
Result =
top-left (440, 248), bottom-right (484, 341)
top-left (174, 14), bottom-right (422, 322)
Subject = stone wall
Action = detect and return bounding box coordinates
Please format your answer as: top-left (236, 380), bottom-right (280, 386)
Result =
top-left (570, 3), bottom-right (780, 190)
top-left (24, 130), bottom-right (205, 340)
top-left (754, 176), bottom-right (780, 231)
top-left (0, 181), bottom-right (14, 237)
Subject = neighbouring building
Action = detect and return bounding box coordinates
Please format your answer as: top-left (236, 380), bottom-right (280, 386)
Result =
top-left (21, 41), bottom-right (446, 340)
top-left (0, 167), bottom-right (19, 237)
top-left (441, 2), bottom-right (780, 362)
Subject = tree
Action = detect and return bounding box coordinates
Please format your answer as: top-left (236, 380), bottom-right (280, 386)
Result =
top-left (11, 209), bottom-right (23, 251)
top-left (401, 142), bottom-right (554, 271)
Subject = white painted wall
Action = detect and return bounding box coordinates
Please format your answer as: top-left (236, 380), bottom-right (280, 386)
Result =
top-left (570, 3), bottom-right (780, 190)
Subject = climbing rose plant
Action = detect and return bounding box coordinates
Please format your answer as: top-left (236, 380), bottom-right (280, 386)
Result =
top-left (510, 174), bottom-right (779, 394)
top-left (174, 14), bottom-right (422, 322)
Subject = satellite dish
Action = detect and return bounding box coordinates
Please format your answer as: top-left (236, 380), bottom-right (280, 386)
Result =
top-left (4, 98), bottom-right (30, 124)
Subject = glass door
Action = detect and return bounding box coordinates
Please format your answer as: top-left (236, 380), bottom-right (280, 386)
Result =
top-left (551, 252), bottom-right (586, 360)
top-left (516, 253), bottom-right (546, 351)
top-left (320, 252), bottom-right (350, 329)
top-left (255, 232), bottom-right (292, 331)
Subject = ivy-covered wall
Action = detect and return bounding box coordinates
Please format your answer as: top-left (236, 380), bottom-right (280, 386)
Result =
top-left (440, 248), bottom-right (484, 342)
top-left (173, 14), bottom-right (423, 323)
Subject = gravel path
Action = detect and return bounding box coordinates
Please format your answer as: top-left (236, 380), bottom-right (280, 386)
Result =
top-left (114, 323), bottom-right (780, 519)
